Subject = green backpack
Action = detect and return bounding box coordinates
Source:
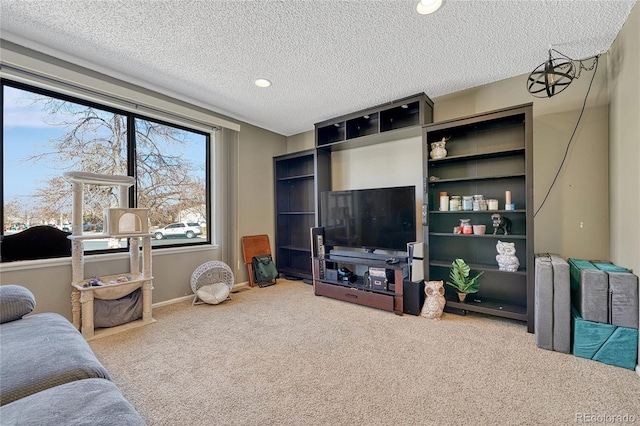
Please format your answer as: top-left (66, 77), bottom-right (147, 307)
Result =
top-left (252, 254), bottom-right (278, 287)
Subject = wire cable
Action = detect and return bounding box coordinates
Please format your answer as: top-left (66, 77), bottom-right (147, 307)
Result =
top-left (534, 56), bottom-right (600, 218)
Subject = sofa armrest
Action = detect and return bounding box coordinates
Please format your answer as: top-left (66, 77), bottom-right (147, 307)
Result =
top-left (0, 285), bottom-right (36, 323)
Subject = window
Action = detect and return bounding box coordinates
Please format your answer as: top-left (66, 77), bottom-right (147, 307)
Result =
top-left (2, 80), bottom-right (211, 259)
top-left (133, 117), bottom-right (208, 247)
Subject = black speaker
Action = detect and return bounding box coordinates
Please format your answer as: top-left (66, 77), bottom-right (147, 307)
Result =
top-left (310, 227), bottom-right (326, 279)
top-left (403, 280), bottom-right (425, 316)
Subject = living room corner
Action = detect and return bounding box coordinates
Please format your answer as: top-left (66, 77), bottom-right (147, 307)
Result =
top-left (1, 1), bottom-right (639, 424)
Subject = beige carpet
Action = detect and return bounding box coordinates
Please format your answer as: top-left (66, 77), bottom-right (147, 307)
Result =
top-left (90, 280), bottom-right (640, 426)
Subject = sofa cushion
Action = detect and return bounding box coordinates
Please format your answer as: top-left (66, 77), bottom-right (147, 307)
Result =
top-left (0, 313), bottom-right (111, 406)
top-left (571, 306), bottom-right (638, 370)
top-left (0, 378), bottom-right (146, 425)
top-left (0, 285), bottom-right (36, 324)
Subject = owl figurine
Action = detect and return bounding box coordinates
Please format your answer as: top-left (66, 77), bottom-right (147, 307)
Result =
top-left (420, 280), bottom-right (446, 319)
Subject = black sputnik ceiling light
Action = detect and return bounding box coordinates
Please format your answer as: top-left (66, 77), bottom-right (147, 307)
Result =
top-left (527, 48), bottom-right (598, 98)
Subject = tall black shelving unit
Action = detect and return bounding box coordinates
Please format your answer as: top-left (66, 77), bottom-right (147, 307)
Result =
top-left (422, 103), bottom-right (534, 332)
top-left (274, 149), bottom-right (330, 280)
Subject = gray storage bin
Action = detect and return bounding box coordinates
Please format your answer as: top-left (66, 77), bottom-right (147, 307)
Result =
top-left (535, 253), bottom-right (571, 353)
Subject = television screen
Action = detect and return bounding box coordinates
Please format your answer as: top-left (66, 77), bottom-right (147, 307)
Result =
top-left (320, 186), bottom-right (416, 252)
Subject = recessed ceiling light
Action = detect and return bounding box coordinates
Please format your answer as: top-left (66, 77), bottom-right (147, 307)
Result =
top-left (416, 0), bottom-right (444, 15)
top-left (255, 78), bottom-right (272, 88)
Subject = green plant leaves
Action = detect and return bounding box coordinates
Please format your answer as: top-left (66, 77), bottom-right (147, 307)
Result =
top-left (445, 258), bottom-right (484, 294)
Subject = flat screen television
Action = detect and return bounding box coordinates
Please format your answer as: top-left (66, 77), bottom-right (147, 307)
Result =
top-left (320, 185), bottom-right (416, 253)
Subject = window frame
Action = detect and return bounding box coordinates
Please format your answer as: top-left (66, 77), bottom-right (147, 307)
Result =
top-left (1, 78), bottom-right (212, 257)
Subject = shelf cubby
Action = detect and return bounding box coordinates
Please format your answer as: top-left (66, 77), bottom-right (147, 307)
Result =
top-left (380, 101), bottom-right (421, 132)
top-left (346, 112), bottom-right (379, 139)
top-left (317, 122), bottom-right (346, 145)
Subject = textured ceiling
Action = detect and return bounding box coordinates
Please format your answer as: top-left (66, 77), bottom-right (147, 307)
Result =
top-left (0, 0), bottom-right (636, 136)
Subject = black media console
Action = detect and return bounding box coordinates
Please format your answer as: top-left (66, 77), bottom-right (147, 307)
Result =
top-left (312, 246), bottom-right (409, 315)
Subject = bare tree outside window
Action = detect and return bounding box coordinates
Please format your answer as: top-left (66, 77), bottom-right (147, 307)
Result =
top-left (135, 117), bottom-right (207, 229)
top-left (2, 83), bottom-right (209, 252)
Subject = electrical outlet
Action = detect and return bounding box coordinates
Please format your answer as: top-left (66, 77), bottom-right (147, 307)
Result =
top-left (580, 221), bottom-right (584, 229)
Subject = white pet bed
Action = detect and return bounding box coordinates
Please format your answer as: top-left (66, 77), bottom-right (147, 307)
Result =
top-left (191, 261), bottom-right (234, 305)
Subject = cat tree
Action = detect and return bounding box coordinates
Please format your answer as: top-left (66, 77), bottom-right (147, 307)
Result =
top-left (63, 171), bottom-right (155, 340)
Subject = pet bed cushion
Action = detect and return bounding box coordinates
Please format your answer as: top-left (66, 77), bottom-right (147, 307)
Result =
top-left (196, 283), bottom-right (230, 305)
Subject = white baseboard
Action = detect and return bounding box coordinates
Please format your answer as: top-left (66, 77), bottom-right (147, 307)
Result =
top-left (152, 294), bottom-right (193, 308)
top-left (151, 282), bottom-right (251, 308)
top-left (232, 282), bottom-right (250, 291)
top-left (636, 364), bottom-right (639, 377)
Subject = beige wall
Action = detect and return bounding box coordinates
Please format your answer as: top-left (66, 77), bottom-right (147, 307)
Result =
top-left (236, 122), bottom-right (288, 283)
top-left (0, 42), bottom-right (287, 318)
top-left (436, 70), bottom-right (610, 261)
top-left (286, 131), bottom-right (315, 153)
top-left (330, 136), bottom-right (424, 243)
top-left (608, 2), bottom-right (640, 274)
top-left (288, 55), bottom-right (614, 262)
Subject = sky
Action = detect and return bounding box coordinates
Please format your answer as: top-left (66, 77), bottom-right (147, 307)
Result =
top-left (3, 87), bottom-right (70, 203)
top-left (3, 85), bottom-right (207, 210)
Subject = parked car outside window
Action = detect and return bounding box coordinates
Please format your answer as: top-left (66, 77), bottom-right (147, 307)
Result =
top-left (153, 222), bottom-right (202, 240)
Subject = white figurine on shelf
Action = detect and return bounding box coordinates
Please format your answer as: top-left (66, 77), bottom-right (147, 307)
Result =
top-left (429, 137), bottom-right (449, 159)
top-left (496, 240), bottom-right (520, 272)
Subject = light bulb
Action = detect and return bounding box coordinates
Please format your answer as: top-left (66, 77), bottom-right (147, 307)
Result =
top-left (416, 0), bottom-right (443, 15)
top-left (255, 78), bottom-right (272, 88)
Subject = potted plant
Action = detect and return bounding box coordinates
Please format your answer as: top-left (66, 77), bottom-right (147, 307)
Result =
top-left (446, 258), bottom-right (484, 302)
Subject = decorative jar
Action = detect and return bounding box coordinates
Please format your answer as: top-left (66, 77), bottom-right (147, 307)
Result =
top-left (459, 219), bottom-right (472, 234)
top-left (449, 195), bottom-right (461, 211)
top-left (462, 196), bottom-right (473, 211)
top-left (439, 192), bottom-right (449, 211)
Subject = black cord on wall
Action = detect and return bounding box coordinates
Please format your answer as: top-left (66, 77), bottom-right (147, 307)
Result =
top-left (533, 56), bottom-right (600, 218)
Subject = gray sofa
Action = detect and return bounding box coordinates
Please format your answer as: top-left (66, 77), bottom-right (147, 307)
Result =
top-left (0, 285), bottom-right (145, 425)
